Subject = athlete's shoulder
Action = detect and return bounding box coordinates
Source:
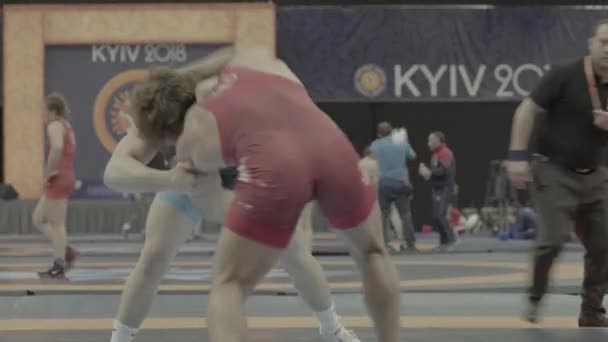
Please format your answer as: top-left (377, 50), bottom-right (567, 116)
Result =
top-left (183, 105), bottom-right (216, 139)
top-left (47, 120), bottom-right (65, 133)
top-left (229, 48), bottom-right (292, 74)
top-left (111, 128), bottom-right (158, 162)
top-left (177, 104), bottom-right (224, 171)
top-left (232, 47), bottom-right (276, 61)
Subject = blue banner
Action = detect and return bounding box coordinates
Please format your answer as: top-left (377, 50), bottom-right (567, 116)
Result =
top-left (45, 44), bottom-right (223, 198)
top-left (277, 6), bottom-right (608, 101)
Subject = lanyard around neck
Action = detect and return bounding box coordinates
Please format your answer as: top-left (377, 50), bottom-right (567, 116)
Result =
top-left (584, 55), bottom-right (606, 110)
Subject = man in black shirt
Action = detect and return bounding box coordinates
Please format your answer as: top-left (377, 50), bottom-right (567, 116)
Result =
top-left (506, 19), bottom-right (608, 327)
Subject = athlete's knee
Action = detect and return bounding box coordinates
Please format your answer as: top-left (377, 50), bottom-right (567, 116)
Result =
top-left (32, 212), bottom-right (43, 227)
top-left (535, 244), bottom-right (563, 259)
top-left (212, 258), bottom-right (264, 295)
top-left (279, 243), bottom-right (309, 271)
top-left (344, 227), bottom-right (387, 267)
top-left (138, 244), bottom-right (175, 279)
top-left (352, 247), bottom-right (388, 277)
top-left (217, 260), bottom-right (261, 289)
top-left (359, 236), bottom-right (386, 260)
top-left (32, 209), bottom-right (47, 227)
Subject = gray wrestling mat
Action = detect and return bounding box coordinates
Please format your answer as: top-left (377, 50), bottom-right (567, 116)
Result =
top-left (0, 239), bottom-right (598, 341)
top-left (0, 233), bottom-right (585, 258)
top-left (1, 292), bottom-right (605, 341)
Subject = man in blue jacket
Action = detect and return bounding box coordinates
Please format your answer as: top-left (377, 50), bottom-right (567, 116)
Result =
top-left (371, 122), bottom-right (417, 252)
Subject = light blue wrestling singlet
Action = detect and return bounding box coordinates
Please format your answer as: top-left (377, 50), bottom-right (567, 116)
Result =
top-left (155, 166), bottom-right (238, 223)
top-left (156, 192), bottom-right (203, 224)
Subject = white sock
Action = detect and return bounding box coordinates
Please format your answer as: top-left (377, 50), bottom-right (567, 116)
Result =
top-left (110, 320), bottom-right (138, 342)
top-left (315, 302), bottom-right (342, 334)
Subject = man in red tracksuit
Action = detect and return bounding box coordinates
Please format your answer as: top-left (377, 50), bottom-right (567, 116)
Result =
top-left (419, 131), bottom-right (457, 251)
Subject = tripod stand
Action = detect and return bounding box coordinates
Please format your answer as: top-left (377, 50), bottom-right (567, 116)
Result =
top-left (483, 160), bottom-right (517, 234)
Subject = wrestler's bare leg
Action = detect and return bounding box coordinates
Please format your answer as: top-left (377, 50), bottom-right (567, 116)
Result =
top-left (111, 194), bottom-right (354, 341)
top-left (333, 202), bottom-right (401, 342)
top-left (32, 195), bottom-right (68, 262)
top-left (218, 194), bottom-right (333, 313)
top-left (280, 202), bottom-right (359, 341)
top-left (111, 197), bottom-right (194, 342)
top-left (208, 228), bottom-right (282, 342)
top-left (280, 203), bottom-right (332, 310)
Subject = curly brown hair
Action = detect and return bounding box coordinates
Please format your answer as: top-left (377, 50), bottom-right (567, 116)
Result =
top-left (130, 67), bottom-right (196, 143)
top-left (592, 19), bottom-right (608, 37)
top-left (46, 93), bottom-right (70, 118)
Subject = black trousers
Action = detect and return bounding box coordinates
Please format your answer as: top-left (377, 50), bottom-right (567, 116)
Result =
top-left (432, 186), bottom-right (455, 245)
top-left (378, 178), bottom-right (416, 247)
top-left (530, 161), bottom-right (608, 313)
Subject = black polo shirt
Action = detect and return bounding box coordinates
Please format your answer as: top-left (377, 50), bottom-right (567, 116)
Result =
top-left (530, 58), bottom-right (608, 169)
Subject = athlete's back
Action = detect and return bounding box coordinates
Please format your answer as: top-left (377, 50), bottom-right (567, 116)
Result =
top-left (199, 65), bottom-right (340, 165)
top-left (194, 64), bottom-right (374, 248)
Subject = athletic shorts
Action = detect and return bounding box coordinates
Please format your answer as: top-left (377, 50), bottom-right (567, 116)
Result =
top-left (155, 167), bottom-right (237, 224)
top-left (45, 173), bottom-right (75, 199)
top-left (156, 192), bottom-right (202, 224)
top-left (224, 134), bottom-right (376, 249)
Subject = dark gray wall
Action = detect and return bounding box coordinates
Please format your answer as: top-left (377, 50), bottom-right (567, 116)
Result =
top-left (318, 102), bottom-right (517, 230)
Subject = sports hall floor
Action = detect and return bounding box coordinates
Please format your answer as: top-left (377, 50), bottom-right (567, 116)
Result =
top-left (0, 233), bottom-right (605, 341)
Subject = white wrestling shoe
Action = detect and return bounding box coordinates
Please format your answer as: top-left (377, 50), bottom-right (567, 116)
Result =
top-left (320, 326), bottom-right (361, 342)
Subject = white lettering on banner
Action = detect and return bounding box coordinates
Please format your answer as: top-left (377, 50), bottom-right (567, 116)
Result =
top-left (420, 65), bottom-right (447, 97)
top-left (495, 64), bottom-right (516, 97)
top-left (125, 45), bottom-right (141, 63)
top-left (458, 65), bottom-right (486, 97)
top-left (91, 44), bottom-right (188, 64)
top-left (512, 64), bottom-right (544, 96)
top-left (91, 45), bottom-right (106, 63)
top-left (394, 65), bottom-right (421, 97)
top-left (495, 64), bottom-right (552, 97)
top-left (449, 66), bottom-right (458, 97)
top-left (390, 63), bottom-right (551, 98)
top-left (106, 45), bottom-right (121, 63)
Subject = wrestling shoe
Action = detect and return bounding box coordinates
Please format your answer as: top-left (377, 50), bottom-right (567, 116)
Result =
top-left (65, 245), bottom-right (79, 270)
top-left (524, 298), bottom-right (541, 323)
top-left (401, 243), bottom-right (419, 254)
top-left (579, 307), bottom-right (608, 327)
top-left (38, 260), bottom-right (66, 279)
top-left (320, 325), bottom-right (361, 342)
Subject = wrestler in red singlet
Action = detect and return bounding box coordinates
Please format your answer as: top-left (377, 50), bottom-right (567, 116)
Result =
top-left (199, 66), bottom-right (376, 248)
top-left (45, 120), bottom-right (77, 199)
top-left (34, 93), bottom-right (79, 278)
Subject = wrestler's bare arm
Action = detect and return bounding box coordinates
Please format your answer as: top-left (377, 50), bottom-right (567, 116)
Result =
top-left (175, 106), bottom-right (228, 220)
top-left (509, 98), bottom-right (545, 151)
top-left (178, 46), bottom-right (274, 80)
top-left (45, 121), bottom-right (65, 177)
top-left (103, 130), bottom-right (171, 193)
top-left (181, 45), bottom-right (302, 87)
top-left (176, 106), bottom-right (225, 172)
top-left (230, 49), bottom-right (303, 86)
top-left (178, 46), bottom-right (236, 82)
top-left (187, 175), bottom-right (229, 222)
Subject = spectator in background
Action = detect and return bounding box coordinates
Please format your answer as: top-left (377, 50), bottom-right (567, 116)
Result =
top-left (358, 146), bottom-right (379, 185)
top-left (419, 131), bottom-right (457, 251)
top-left (371, 122), bottom-right (417, 252)
top-left (498, 204), bottom-right (537, 241)
top-left (33, 93), bottom-right (78, 279)
top-left (359, 146), bottom-right (404, 245)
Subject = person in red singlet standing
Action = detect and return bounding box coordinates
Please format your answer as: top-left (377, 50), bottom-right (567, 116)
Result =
top-left (128, 47), bottom-right (401, 342)
top-left (33, 93), bottom-right (79, 278)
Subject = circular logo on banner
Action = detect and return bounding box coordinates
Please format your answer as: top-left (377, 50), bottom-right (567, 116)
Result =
top-left (93, 69), bottom-right (149, 153)
top-left (354, 64), bottom-right (386, 97)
